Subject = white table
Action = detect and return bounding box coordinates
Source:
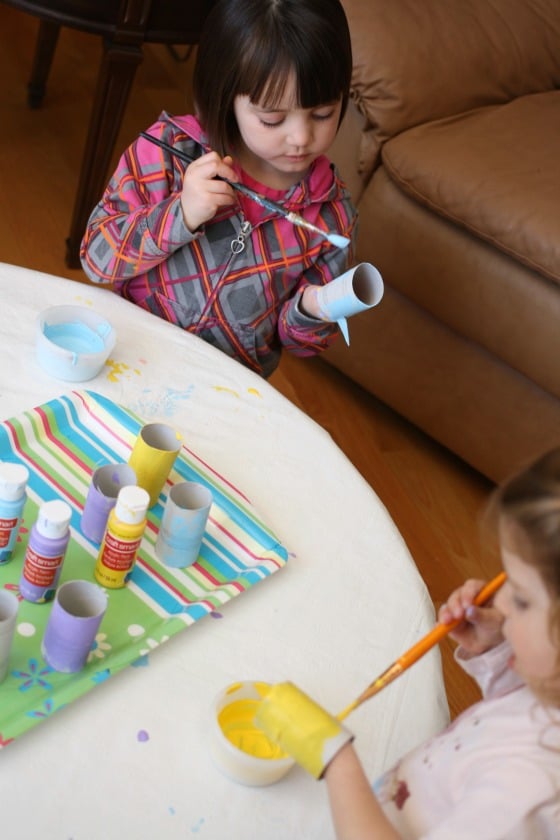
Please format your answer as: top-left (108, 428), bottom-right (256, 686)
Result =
top-left (0, 263), bottom-right (448, 840)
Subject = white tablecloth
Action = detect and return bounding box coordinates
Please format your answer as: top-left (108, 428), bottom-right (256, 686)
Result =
top-left (0, 263), bottom-right (448, 840)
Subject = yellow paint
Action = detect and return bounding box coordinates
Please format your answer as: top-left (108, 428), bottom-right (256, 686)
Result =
top-left (255, 682), bottom-right (344, 778)
top-left (213, 386), bottom-right (240, 398)
top-left (218, 699), bottom-right (287, 760)
top-left (105, 359), bottom-right (132, 382)
top-left (94, 503), bottom-right (147, 589)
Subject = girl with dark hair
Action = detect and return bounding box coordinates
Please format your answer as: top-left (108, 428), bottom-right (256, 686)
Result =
top-left (80, 0), bottom-right (356, 378)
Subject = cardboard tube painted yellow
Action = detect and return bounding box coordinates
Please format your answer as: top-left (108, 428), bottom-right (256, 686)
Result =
top-left (255, 682), bottom-right (353, 779)
top-left (128, 423), bottom-right (183, 508)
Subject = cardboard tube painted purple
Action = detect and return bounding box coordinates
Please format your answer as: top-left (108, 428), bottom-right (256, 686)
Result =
top-left (81, 463), bottom-right (137, 543)
top-left (41, 580), bottom-right (108, 673)
top-left (0, 589), bottom-right (19, 683)
top-left (314, 262), bottom-right (384, 345)
top-left (128, 423), bottom-right (183, 507)
top-left (155, 481), bottom-right (213, 568)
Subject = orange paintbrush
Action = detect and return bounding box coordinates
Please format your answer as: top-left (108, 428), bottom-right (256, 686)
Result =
top-left (337, 571), bottom-right (507, 721)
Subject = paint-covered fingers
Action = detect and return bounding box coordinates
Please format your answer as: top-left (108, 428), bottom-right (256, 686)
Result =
top-left (254, 682), bottom-right (353, 779)
top-left (180, 151), bottom-right (237, 232)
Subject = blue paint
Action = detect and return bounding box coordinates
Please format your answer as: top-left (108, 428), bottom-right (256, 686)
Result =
top-left (131, 654), bottom-right (149, 667)
top-left (45, 322), bottom-right (106, 354)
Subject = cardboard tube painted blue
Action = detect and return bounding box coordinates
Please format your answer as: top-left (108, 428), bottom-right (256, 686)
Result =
top-left (155, 481), bottom-right (213, 568)
top-left (314, 263), bottom-right (384, 345)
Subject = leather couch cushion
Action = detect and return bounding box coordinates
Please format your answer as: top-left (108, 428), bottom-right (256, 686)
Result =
top-left (381, 91), bottom-right (560, 285)
top-left (342, 0), bottom-right (560, 178)
top-left (358, 167), bottom-right (560, 398)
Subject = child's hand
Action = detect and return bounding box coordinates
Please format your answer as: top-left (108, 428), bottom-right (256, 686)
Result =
top-left (438, 578), bottom-right (505, 655)
top-left (300, 285), bottom-right (329, 320)
top-left (255, 681), bottom-right (353, 779)
top-left (180, 152), bottom-right (237, 232)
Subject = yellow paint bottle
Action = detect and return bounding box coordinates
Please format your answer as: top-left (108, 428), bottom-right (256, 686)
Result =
top-left (94, 485), bottom-right (149, 589)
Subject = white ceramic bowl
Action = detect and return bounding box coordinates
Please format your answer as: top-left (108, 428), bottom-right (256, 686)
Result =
top-left (210, 680), bottom-right (295, 786)
top-left (36, 305), bottom-right (116, 382)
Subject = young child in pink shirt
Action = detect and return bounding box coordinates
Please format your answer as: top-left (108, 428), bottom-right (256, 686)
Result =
top-left (257, 448), bottom-right (560, 838)
top-left (80, 0), bottom-right (356, 378)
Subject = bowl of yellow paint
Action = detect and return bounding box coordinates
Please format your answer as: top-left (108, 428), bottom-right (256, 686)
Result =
top-left (210, 681), bottom-right (295, 786)
top-left (37, 305), bottom-right (116, 382)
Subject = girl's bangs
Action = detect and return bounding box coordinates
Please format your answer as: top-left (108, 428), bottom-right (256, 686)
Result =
top-left (238, 43), bottom-right (345, 109)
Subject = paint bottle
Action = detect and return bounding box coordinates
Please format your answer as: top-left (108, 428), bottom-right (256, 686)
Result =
top-left (19, 500), bottom-right (72, 603)
top-left (0, 462), bottom-right (29, 565)
top-left (94, 485), bottom-right (149, 589)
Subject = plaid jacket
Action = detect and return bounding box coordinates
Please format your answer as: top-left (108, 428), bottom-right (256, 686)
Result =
top-left (80, 113), bottom-right (357, 377)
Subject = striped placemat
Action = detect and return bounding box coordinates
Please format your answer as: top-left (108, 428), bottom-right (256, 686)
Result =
top-left (0, 391), bottom-right (288, 744)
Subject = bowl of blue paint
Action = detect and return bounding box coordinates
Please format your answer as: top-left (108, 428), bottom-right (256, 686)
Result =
top-left (37, 305), bottom-right (116, 382)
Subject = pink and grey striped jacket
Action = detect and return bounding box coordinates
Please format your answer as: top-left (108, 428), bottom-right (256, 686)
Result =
top-left (80, 113), bottom-right (357, 377)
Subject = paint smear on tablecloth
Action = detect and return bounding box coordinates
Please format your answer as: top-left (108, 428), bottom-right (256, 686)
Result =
top-left (106, 359), bottom-right (143, 383)
top-left (213, 386), bottom-right (262, 399)
top-left (213, 386), bottom-right (240, 398)
top-left (128, 386), bottom-right (194, 418)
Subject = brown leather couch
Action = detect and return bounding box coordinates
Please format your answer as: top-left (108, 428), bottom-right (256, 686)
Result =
top-left (326, 0), bottom-right (560, 482)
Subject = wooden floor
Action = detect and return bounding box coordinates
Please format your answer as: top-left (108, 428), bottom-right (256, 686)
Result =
top-left (0, 7), bottom-right (501, 719)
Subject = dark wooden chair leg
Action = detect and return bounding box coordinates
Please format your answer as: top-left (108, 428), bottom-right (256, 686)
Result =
top-left (27, 19), bottom-right (61, 108)
top-left (65, 37), bottom-right (143, 268)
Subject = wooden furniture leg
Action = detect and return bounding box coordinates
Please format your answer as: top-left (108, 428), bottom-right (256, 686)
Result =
top-left (27, 19), bottom-right (61, 108)
top-left (65, 37), bottom-right (143, 268)
top-left (3, 0), bottom-right (210, 268)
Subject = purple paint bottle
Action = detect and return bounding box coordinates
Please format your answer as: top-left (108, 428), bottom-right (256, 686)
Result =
top-left (20, 500), bottom-right (72, 603)
top-left (0, 462), bottom-right (29, 565)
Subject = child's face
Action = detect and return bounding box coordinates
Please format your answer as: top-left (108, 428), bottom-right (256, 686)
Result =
top-left (232, 74), bottom-right (342, 190)
top-left (495, 526), bottom-right (558, 686)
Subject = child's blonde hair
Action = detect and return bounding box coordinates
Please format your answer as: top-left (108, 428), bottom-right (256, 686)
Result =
top-left (496, 448), bottom-right (560, 705)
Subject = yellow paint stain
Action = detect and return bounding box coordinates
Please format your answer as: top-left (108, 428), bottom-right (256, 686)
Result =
top-left (218, 699), bottom-right (287, 760)
top-left (105, 359), bottom-right (134, 382)
top-left (247, 388), bottom-right (262, 398)
top-left (213, 386), bottom-right (240, 398)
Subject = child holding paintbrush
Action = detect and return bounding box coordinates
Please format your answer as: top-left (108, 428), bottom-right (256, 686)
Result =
top-left (80, 0), bottom-right (357, 378)
top-left (256, 448), bottom-right (560, 838)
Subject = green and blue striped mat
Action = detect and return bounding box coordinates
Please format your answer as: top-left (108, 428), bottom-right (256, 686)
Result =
top-left (0, 391), bottom-right (288, 745)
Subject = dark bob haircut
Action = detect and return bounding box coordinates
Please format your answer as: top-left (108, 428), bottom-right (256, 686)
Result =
top-left (193, 0), bottom-right (353, 155)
